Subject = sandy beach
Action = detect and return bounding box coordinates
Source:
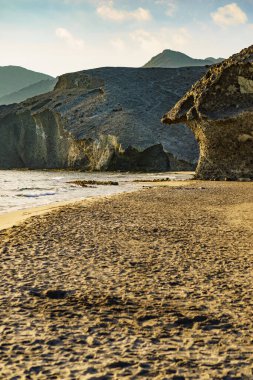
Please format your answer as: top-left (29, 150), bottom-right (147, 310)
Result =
top-left (0, 198), bottom-right (102, 232)
top-left (0, 181), bottom-right (252, 379)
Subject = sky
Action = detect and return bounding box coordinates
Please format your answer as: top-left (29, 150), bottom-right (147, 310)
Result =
top-left (0, 0), bottom-right (252, 76)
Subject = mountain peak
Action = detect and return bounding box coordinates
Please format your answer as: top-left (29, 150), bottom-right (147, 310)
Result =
top-left (143, 49), bottom-right (224, 68)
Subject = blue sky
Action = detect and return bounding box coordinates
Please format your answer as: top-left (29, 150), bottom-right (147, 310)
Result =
top-left (0, 0), bottom-right (252, 76)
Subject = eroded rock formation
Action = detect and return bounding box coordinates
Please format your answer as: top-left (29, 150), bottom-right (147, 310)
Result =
top-left (162, 46), bottom-right (253, 180)
top-left (0, 67), bottom-right (206, 171)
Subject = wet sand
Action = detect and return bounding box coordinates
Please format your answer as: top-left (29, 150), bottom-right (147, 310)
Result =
top-left (0, 181), bottom-right (252, 379)
top-left (0, 181), bottom-right (193, 232)
top-left (0, 198), bottom-right (101, 232)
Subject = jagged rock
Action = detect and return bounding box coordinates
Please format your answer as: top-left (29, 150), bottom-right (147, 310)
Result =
top-left (162, 46), bottom-right (253, 180)
top-left (0, 67), bottom-right (207, 171)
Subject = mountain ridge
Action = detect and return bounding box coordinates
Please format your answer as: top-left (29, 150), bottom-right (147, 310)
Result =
top-left (143, 49), bottom-right (224, 68)
top-left (0, 78), bottom-right (57, 105)
top-left (0, 66), bottom-right (54, 99)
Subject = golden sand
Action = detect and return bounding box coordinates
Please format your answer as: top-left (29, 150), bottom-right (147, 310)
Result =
top-left (0, 181), bottom-right (252, 379)
top-left (0, 200), bottom-right (95, 232)
top-left (0, 181), bottom-right (192, 231)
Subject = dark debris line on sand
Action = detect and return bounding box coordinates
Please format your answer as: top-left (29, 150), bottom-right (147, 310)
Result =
top-left (0, 182), bottom-right (252, 379)
top-left (68, 180), bottom-right (119, 187)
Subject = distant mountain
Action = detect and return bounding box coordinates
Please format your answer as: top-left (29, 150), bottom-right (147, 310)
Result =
top-left (143, 49), bottom-right (224, 68)
top-left (0, 78), bottom-right (57, 105)
top-left (0, 66), bottom-right (54, 99)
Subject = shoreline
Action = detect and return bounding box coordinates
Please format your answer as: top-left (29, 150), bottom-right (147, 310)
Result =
top-left (0, 200), bottom-right (80, 232)
top-left (0, 180), bottom-right (193, 231)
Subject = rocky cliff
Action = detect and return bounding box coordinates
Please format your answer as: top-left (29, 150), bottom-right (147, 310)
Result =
top-left (162, 46), bottom-right (253, 180)
top-left (0, 67), bottom-right (206, 171)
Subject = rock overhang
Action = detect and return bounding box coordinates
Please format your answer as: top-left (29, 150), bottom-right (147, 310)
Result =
top-left (162, 45), bottom-right (253, 180)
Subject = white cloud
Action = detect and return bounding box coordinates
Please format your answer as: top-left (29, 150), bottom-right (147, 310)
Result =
top-left (155, 0), bottom-right (177, 17)
top-left (130, 29), bottom-right (158, 50)
top-left (110, 37), bottom-right (126, 50)
top-left (55, 27), bottom-right (84, 49)
top-left (96, 1), bottom-right (151, 22)
top-left (130, 27), bottom-right (191, 52)
top-left (211, 3), bottom-right (248, 27)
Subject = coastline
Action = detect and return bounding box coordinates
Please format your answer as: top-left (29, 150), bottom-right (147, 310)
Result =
top-left (0, 198), bottom-right (95, 232)
top-left (0, 180), bottom-right (252, 379)
top-left (0, 180), bottom-right (193, 231)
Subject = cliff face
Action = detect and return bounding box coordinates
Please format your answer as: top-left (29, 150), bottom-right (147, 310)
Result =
top-left (162, 46), bottom-right (253, 180)
top-left (0, 67), bottom-right (206, 171)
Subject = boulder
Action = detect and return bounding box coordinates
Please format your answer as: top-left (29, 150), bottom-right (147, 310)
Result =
top-left (162, 46), bottom-right (253, 180)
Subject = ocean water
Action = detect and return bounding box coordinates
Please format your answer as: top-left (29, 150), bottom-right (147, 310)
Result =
top-left (0, 170), bottom-right (193, 214)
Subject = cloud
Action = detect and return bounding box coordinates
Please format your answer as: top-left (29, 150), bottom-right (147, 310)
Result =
top-left (110, 37), bottom-right (126, 51)
top-left (211, 3), bottom-right (248, 27)
top-left (96, 1), bottom-right (151, 22)
top-left (155, 0), bottom-right (177, 17)
top-left (130, 27), bottom-right (190, 52)
top-left (55, 27), bottom-right (84, 49)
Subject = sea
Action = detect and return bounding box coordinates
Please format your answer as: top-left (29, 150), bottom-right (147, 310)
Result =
top-left (0, 170), bottom-right (193, 215)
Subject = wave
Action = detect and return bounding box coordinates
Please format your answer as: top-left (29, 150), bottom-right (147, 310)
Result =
top-left (18, 187), bottom-right (53, 191)
top-left (16, 192), bottom-right (56, 198)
